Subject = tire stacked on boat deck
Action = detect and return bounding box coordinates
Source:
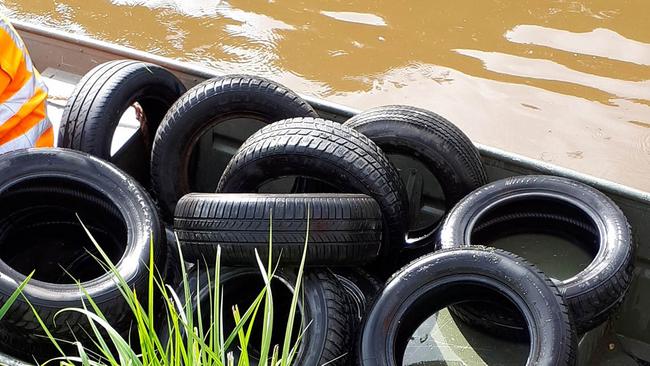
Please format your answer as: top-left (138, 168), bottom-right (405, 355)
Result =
top-left (0, 60), bottom-right (633, 365)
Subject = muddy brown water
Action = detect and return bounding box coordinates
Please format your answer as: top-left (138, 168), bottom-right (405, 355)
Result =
top-left (1, 0), bottom-right (650, 191)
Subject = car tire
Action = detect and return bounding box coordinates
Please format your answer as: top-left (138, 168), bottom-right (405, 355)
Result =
top-left (0, 148), bottom-right (163, 359)
top-left (344, 105), bottom-right (486, 247)
top-left (359, 246), bottom-right (576, 366)
top-left (216, 117), bottom-right (409, 259)
top-left (437, 175), bottom-right (634, 333)
top-left (150, 74), bottom-right (319, 220)
top-left (179, 266), bottom-right (355, 365)
top-left (174, 193), bottom-right (382, 265)
top-left (58, 60), bottom-right (186, 187)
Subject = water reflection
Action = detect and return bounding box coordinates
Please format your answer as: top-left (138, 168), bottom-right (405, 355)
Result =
top-left (506, 25), bottom-right (650, 67)
top-left (1, 0), bottom-right (649, 191)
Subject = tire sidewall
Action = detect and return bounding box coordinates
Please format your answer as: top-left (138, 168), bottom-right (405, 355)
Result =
top-left (360, 248), bottom-right (575, 365)
top-left (437, 175), bottom-right (632, 301)
top-left (0, 148), bottom-right (162, 307)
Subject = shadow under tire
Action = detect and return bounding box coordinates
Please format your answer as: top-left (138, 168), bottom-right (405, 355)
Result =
top-left (359, 246), bottom-right (576, 366)
top-left (175, 193), bottom-right (382, 265)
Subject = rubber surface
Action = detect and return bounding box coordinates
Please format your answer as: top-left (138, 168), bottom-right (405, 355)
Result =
top-left (217, 117), bottom-right (409, 258)
top-left (359, 246), bottom-right (576, 366)
top-left (333, 268), bottom-right (383, 324)
top-left (437, 175), bottom-right (634, 333)
top-left (0, 148), bottom-right (164, 359)
top-left (334, 268), bottom-right (383, 362)
top-left (449, 210), bottom-right (598, 339)
top-left (344, 105), bottom-right (486, 247)
top-left (175, 193), bottom-right (382, 265)
top-left (151, 74), bottom-right (318, 220)
top-left (58, 60), bottom-right (186, 187)
top-left (177, 266), bottom-right (355, 365)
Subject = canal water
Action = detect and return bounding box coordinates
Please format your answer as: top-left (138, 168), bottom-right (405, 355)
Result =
top-left (2, 1), bottom-right (650, 191)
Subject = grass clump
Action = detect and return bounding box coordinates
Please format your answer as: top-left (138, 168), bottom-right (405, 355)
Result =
top-left (31, 212), bottom-right (310, 366)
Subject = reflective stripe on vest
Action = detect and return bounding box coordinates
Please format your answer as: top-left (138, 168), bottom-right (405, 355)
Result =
top-left (0, 15), bottom-right (52, 151)
top-left (0, 117), bottom-right (51, 154)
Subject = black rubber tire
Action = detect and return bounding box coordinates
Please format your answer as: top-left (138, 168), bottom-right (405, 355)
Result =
top-left (178, 266), bottom-right (355, 365)
top-left (333, 268), bottom-right (383, 362)
top-left (344, 105), bottom-right (487, 247)
top-left (437, 175), bottom-right (634, 333)
top-left (0, 148), bottom-right (164, 359)
top-left (217, 117), bottom-right (409, 259)
top-left (333, 268), bottom-right (383, 324)
top-left (359, 246), bottom-right (577, 366)
top-left (150, 74), bottom-right (319, 221)
top-left (448, 210), bottom-right (598, 340)
top-left (175, 193), bottom-right (382, 266)
top-left (58, 60), bottom-right (186, 187)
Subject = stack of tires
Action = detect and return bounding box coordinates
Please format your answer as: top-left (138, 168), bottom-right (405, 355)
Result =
top-left (0, 60), bottom-right (633, 366)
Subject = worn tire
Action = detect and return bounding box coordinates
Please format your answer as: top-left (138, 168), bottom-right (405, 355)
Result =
top-left (151, 75), bottom-right (318, 220)
top-left (359, 246), bottom-right (577, 366)
top-left (344, 105), bottom-right (486, 247)
top-left (58, 60), bottom-right (186, 187)
top-left (175, 193), bottom-right (382, 265)
top-left (0, 148), bottom-right (164, 359)
top-left (217, 117), bottom-right (409, 258)
top-left (179, 266), bottom-right (355, 365)
top-left (438, 175), bottom-right (634, 333)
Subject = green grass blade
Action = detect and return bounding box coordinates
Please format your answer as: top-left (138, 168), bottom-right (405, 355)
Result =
top-left (0, 270), bottom-right (33, 320)
top-left (254, 248), bottom-right (273, 366)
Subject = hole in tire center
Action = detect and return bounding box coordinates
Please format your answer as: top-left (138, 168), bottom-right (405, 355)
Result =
top-left (402, 287), bottom-right (530, 365)
top-left (111, 102), bottom-right (144, 157)
top-left (213, 272), bottom-right (302, 361)
top-left (0, 177), bottom-right (127, 284)
top-left (470, 197), bottom-right (599, 281)
top-left (189, 118), bottom-right (268, 192)
top-left (387, 153), bottom-right (446, 240)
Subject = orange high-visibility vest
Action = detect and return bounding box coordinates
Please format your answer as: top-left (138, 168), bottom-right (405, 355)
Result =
top-left (0, 15), bottom-right (52, 153)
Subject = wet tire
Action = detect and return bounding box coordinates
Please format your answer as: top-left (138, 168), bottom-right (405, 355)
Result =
top-left (174, 193), bottom-right (382, 265)
top-left (150, 75), bottom-right (319, 221)
top-left (217, 117), bottom-right (409, 258)
top-left (437, 175), bottom-right (634, 333)
top-left (179, 266), bottom-right (355, 365)
top-left (359, 246), bottom-right (577, 366)
top-left (58, 60), bottom-right (186, 187)
top-left (448, 211), bottom-right (598, 339)
top-left (0, 148), bottom-right (163, 359)
top-left (344, 105), bottom-right (487, 247)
